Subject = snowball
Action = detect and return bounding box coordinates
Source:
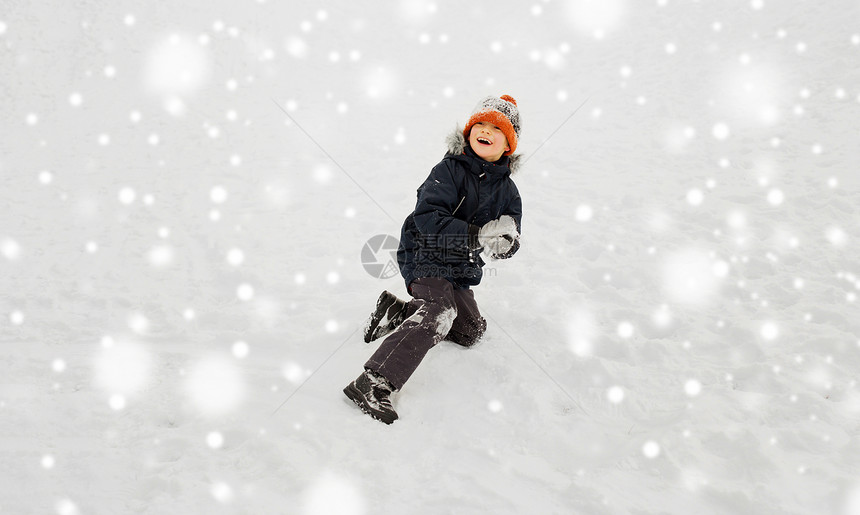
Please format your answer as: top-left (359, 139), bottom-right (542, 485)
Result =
top-left (26, 113), bottom-right (38, 126)
top-left (607, 386), bottom-right (625, 404)
top-left (41, 454), bottom-right (55, 469)
top-left (68, 92), bottom-right (83, 106)
top-left (52, 358), bottom-right (66, 372)
top-left (183, 309), bottom-right (195, 321)
top-left (185, 357), bottom-right (245, 415)
top-left (326, 271), bottom-right (340, 284)
top-left (642, 441), bottom-right (661, 458)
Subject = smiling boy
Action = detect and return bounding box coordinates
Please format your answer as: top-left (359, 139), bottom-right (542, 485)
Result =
top-left (344, 95), bottom-right (524, 424)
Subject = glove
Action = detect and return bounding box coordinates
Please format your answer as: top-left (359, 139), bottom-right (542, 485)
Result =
top-left (470, 215), bottom-right (519, 257)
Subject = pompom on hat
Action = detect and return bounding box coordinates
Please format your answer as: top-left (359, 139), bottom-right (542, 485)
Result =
top-left (463, 94), bottom-right (521, 156)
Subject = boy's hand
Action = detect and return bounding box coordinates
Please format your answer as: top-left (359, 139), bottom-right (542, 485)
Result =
top-left (475, 215), bottom-right (519, 256)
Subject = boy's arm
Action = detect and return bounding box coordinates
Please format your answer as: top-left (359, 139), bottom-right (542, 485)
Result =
top-left (493, 185), bottom-right (523, 259)
top-left (412, 162), bottom-right (472, 249)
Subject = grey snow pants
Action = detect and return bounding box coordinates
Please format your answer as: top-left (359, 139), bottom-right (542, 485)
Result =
top-left (365, 277), bottom-right (487, 390)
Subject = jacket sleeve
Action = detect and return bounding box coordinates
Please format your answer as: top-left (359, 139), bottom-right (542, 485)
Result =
top-left (412, 161), bottom-right (472, 251)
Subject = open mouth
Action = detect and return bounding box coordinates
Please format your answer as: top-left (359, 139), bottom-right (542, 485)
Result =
top-left (476, 137), bottom-right (492, 145)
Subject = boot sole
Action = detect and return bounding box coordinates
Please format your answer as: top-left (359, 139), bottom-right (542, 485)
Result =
top-left (343, 383), bottom-right (398, 425)
top-left (363, 291), bottom-right (397, 343)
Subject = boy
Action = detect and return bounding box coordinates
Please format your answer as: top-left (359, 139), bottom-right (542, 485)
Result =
top-left (344, 95), bottom-right (523, 424)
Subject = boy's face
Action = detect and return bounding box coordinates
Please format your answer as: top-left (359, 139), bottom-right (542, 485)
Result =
top-left (468, 122), bottom-right (510, 162)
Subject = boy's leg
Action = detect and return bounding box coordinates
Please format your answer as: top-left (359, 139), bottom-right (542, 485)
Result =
top-left (364, 277), bottom-right (457, 390)
top-left (446, 288), bottom-right (487, 347)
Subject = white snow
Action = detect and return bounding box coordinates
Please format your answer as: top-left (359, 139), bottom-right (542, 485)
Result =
top-left (2, 1), bottom-right (860, 513)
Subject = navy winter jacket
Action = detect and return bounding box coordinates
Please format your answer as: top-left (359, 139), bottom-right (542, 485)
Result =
top-left (397, 130), bottom-right (523, 290)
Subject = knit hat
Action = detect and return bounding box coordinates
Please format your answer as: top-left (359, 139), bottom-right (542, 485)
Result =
top-left (463, 94), bottom-right (521, 156)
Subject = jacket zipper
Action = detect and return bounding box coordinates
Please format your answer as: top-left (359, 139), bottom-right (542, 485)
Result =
top-left (472, 172), bottom-right (486, 222)
top-left (451, 195), bottom-right (465, 216)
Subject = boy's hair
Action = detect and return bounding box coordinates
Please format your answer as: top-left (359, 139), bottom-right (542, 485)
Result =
top-left (463, 95), bottom-right (521, 156)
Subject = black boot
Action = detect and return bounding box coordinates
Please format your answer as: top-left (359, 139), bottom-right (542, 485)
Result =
top-left (363, 291), bottom-right (409, 343)
top-left (343, 369), bottom-right (398, 424)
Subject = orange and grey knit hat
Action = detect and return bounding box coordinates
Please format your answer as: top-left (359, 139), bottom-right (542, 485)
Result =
top-left (463, 94), bottom-right (521, 156)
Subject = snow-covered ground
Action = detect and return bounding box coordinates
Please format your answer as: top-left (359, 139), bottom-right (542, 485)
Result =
top-left (2, 1), bottom-right (860, 513)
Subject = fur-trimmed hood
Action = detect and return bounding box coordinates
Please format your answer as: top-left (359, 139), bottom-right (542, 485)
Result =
top-left (445, 127), bottom-right (523, 175)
